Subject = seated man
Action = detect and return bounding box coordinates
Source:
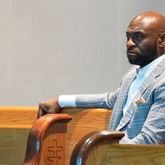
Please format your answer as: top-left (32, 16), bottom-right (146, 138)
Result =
top-left (38, 11), bottom-right (165, 144)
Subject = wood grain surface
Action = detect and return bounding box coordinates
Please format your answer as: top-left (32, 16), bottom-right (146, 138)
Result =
top-left (0, 107), bottom-right (111, 165)
top-left (98, 144), bottom-right (165, 165)
top-left (0, 107), bottom-right (37, 128)
top-left (0, 128), bottom-right (30, 165)
top-left (0, 107), bottom-right (37, 165)
top-left (71, 131), bottom-right (165, 165)
top-left (63, 108), bottom-right (111, 164)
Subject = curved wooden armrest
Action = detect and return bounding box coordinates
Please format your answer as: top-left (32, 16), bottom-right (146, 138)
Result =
top-left (23, 114), bottom-right (72, 164)
top-left (70, 131), bottom-right (124, 165)
top-left (70, 131), bottom-right (165, 165)
top-left (23, 108), bottom-right (111, 164)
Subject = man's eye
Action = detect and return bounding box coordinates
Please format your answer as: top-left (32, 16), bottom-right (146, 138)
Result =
top-left (133, 33), bottom-right (144, 42)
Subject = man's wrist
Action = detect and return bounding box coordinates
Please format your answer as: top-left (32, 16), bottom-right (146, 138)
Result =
top-left (58, 95), bottom-right (76, 108)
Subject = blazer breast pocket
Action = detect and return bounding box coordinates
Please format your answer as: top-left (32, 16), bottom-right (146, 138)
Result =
top-left (136, 102), bottom-right (150, 112)
top-left (134, 96), bottom-right (151, 110)
top-left (132, 101), bottom-right (151, 123)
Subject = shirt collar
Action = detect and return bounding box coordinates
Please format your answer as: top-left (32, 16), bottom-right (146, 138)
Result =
top-left (135, 54), bottom-right (165, 75)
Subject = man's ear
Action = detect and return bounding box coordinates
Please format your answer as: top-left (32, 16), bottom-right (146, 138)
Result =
top-left (159, 32), bottom-right (165, 47)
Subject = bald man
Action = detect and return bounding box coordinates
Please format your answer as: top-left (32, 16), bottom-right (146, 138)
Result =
top-left (38, 11), bottom-right (165, 144)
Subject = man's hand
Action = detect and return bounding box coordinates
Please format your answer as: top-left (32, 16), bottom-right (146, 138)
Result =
top-left (37, 98), bottom-right (62, 118)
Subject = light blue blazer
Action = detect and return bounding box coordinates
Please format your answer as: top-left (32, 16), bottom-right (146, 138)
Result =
top-left (75, 57), bottom-right (165, 144)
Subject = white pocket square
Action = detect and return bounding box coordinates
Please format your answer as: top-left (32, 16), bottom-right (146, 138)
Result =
top-left (135, 97), bottom-right (146, 105)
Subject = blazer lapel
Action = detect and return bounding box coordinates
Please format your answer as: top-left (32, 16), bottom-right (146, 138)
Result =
top-left (109, 67), bottom-right (137, 130)
top-left (115, 56), bottom-right (165, 131)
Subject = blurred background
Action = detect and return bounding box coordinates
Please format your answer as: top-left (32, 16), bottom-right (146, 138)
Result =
top-left (0, 0), bottom-right (164, 105)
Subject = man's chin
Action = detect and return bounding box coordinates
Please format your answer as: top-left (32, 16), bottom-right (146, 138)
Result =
top-left (127, 55), bottom-right (139, 65)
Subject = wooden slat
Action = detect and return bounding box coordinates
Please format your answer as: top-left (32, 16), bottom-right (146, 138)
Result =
top-left (0, 106), bottom-right (37, 128)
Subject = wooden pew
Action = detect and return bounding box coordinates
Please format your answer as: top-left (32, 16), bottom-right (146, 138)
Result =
top-left (70, 131), bottom-right (165, 165)
top-left (23, 107), bottom-right (165, 165)
top-left (3, 106), bottom-right (165, 165)
top-left (0, 107), bottom-right (111, 164)
top-left (0, 107), bottom-right (37, 165)
top-left (23, 108), bottom-right (111, 165)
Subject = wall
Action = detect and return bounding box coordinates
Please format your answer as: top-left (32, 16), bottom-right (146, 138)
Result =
top-left (0, 0), bottom-right (164, 105)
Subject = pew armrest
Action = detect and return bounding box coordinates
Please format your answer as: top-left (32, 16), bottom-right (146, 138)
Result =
top-left (70, 131), bottom-right (124, 165)
top-left (24, 114), bottom-right (72, 164)
top-left (23, 108), bottom-right (111, 164)
top-left (70, 131), bottom-right (165, 165)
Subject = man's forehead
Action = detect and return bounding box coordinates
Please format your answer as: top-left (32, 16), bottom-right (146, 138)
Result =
top-left (133, 15), bottom-right (157, 25)
top-left (127, 16), bottom-right (157, 33)
top-left (127, 22), bottom-right (145, 33)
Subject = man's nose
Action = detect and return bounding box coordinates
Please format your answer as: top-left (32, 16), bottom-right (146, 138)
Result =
top-left (127, 38), bottom-right (136, 49)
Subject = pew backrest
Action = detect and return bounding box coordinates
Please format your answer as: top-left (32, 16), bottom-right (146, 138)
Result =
top-left (0, 107), bottom-right (37, 165)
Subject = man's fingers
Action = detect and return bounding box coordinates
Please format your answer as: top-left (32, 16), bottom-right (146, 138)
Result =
top-left (37, 99), bottom-right (61, 118)
top-left (37, 103), bottom-right (50, 118)
top-left (39, 103), bottom-right (51, 111)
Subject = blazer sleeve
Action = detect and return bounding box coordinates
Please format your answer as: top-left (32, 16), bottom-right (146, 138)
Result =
top-left (120, 82), bottom-right (165, 144)
top-left (75, 89), bottom-right (120, 109)
top-left (74, 66), bottom-right (137, 109)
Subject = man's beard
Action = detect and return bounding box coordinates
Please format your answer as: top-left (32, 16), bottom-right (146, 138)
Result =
top-left (127, 54), bottom-right (156, 67)
top-left (127, 48), bottom-right (157, 67)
